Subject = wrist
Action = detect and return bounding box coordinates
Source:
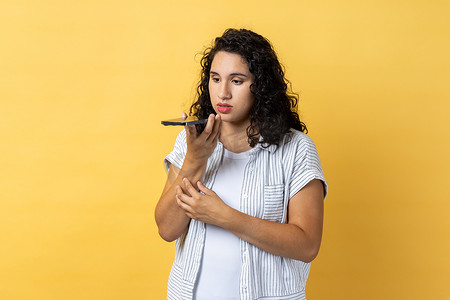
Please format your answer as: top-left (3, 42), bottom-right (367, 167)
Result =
top-left (185, 152), bottom-right (208, 166)
top-left (217, 205), bottom-right (239, 229)
top-left (179, 153), bottom-right (207, 179)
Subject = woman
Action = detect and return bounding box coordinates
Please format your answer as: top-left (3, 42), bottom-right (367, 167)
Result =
top-left (155, 28), bottom-right (328, 300)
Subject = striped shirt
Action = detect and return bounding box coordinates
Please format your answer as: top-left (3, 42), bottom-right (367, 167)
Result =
top-left (164, 129), bottom-right (328, 300)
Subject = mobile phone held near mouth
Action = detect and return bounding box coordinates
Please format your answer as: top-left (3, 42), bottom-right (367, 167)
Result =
top-left (161, 116), bottom-right (207, 126)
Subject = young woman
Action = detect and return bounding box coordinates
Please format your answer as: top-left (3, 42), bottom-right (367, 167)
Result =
top-left (155, 28), bottom-right (328, 300)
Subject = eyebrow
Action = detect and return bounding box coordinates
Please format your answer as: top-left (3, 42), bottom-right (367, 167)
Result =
top-left (210, 71), bottom-right (248, 77)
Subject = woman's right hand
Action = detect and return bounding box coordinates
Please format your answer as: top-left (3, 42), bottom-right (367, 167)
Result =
top-left (155, 113), bottom-right (221, 241)
top-left (184, 113), bottom-right (221, 164)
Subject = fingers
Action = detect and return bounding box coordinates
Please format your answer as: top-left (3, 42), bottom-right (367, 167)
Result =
top-left (206, 114), bottom-right (221, 142)
top-left (175, 185), bottom-right (186, 200)
top-left (183, 113), bottom-right (198, 137)
top-left (186, 113), bottom-right (221, 144)
top-left (176, 193), bottom-right (189, 210)
top-left (201, 114), bottom-right (216, 139)
top-left (185, 118), bottom-right (198, 138)
top-left (176, 183), bottom-right (196, 219)
top-left (176, 185), bottom-right (192, 206)
top-left (197, 181), bottom-right (212, 196)
top-left (202, 114), bottom-right (221, 143)
top-left (185, 123), bottom-right (195, 137)
top-left (182, 178), bottom-right (199, 196)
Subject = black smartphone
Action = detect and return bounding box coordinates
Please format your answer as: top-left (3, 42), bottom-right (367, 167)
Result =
top-left (161, 116), bottom-right (207, 126)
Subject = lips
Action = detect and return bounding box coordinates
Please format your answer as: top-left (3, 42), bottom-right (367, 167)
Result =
top-left (217, 102), bottom-right (232, 113)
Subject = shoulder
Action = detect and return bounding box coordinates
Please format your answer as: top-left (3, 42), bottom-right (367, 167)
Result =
top-left (286, 128), bottom-right (314, 143)
top-left (283, 129), bottom-right (327, 198)
top-left (278, 129), bottom-right (317, 155)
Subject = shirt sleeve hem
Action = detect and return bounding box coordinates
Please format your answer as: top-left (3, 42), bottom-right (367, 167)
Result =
top-left (289, 169), bottom-right (328, 200)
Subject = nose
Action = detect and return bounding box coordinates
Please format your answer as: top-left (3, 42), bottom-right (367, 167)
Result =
top-left (218, 81), bottom-right (231, 100)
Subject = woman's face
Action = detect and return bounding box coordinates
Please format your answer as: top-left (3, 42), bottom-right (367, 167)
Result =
top-left (208, 51), bottom-right (254, 126)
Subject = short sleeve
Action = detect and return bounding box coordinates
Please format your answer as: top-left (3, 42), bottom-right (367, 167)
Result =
top-left (288, 134), bottom-right (328, 200)
top-left (164, 129), bottom-right (187, 171)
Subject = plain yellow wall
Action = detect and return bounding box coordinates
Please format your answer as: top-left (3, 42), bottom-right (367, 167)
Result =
top-left (1, 0), bottom-right (449, 299)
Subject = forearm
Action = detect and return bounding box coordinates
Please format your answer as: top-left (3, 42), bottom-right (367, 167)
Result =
top-left (218, 208), bottom-right (321, 262)
top-left (155, 157), bottom-right (207, 242)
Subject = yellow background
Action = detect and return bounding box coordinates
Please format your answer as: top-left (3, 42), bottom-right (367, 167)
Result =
top-left (1, 0), bottom-right (449, 299)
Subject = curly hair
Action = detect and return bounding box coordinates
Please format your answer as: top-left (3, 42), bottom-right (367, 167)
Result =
top-left (190, 28), bottom-right (307, 147)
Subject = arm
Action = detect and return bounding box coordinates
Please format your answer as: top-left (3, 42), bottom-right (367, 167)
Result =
top-left (155, 114), bottom-right (221, 242)
top-left (155, 162), bottom-right (205, 242)
top-left (176, 178), bottom-right (324, 262)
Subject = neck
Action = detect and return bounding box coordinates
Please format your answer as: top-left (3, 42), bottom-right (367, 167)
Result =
top-left (219, 121), bottom-right (256, 153)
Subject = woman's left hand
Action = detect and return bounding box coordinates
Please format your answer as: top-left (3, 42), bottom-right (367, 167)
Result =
top-left (176, 178), bottom-right (229, 226)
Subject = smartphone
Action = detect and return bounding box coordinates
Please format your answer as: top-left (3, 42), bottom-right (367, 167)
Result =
top-left (161, 116), bottom-right (207, 126)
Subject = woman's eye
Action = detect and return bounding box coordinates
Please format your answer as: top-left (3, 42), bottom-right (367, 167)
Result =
top-left (232, 80), bottom-right (242, 85)
top-left (211, 77), bottom-right (220, 82)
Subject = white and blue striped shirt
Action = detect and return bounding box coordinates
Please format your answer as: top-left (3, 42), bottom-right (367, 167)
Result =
top-left (164, 129), bottom-right (328, 300)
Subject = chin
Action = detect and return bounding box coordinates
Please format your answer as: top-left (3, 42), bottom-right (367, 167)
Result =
top-left (219, 116), bottom-right (231, 122)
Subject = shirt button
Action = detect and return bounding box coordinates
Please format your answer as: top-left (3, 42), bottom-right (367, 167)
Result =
top-left (242, 194), bottom-right (248, 199)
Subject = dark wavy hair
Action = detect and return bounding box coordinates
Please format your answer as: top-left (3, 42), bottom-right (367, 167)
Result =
top-left (190, 28), bottom-right (307, 147)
